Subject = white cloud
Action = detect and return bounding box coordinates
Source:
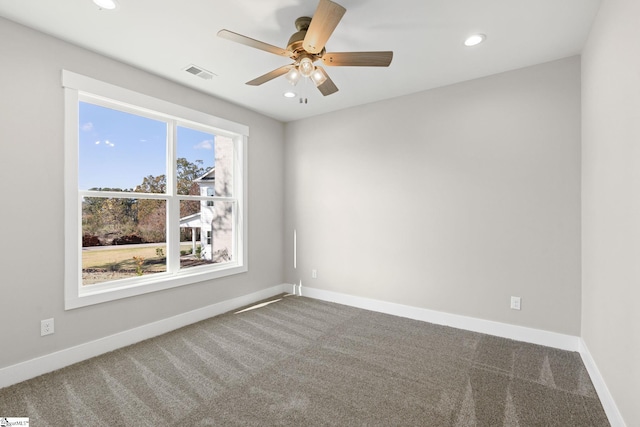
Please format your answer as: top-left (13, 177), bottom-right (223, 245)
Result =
top-left (82, 122), bottom-right (94, 131)
top-left (194, 139), bottom-right (213, 150)
top-left (95, 140), bottom-right (115, 147)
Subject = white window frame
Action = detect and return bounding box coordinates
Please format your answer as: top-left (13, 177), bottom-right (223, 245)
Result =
top-left (63, 70), bottom-right (248, 310)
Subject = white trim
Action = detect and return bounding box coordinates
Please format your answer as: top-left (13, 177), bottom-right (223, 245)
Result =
top-left (237, 135), bottom-right (249, 272)
top-left (69, 264), bottom-right (249, 309)
top-left (64, 87), bottom-right (81, 299)
top-left (298, 286), bottom-right (581, 351)
top-left (297, 287), bottom-right (628, 424)
top-left (579, 339), bottom-right (627, 427)
top-left (63, 71), bottom-right (249, 309)
top-left (1, 283), bottom-right (623, 427)
top-left (62, 70), bottom-right (248, 137)
top-left (283, 283), bottom-right (297, 295)
top-left (0, 284), bottom-right (290, 389)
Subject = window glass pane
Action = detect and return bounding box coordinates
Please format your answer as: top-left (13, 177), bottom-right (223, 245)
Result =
top-left (176, 126), bottom-right (214, 196)
top-left (79, 102), bottom-right (167, 193)
top-left (177, 127), bottom-right (234, 197)
top-left (179, 200), bottom-right (234, 269)
top-left (82, 197), bottom-right (167, 285)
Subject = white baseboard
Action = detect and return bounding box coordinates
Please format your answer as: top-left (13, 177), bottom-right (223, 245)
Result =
top-left (297, 286), bottom-right (628, 426)
top-left (0, 284), bottom-right (290, 389)
top-left (2, 283), bottom-right (624, 427)
top-left (298, 285), bottom-right (580, 351)
top-left (579, 339), bottom-right (627, 427)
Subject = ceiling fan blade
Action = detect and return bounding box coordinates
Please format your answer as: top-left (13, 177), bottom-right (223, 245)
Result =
top-left (303, 0), bottom-right (346, 54)
top-left (217, 29), bottom-right (291, 57)
top-left (246, 64), bottom-right (294, 86)
top-left (322, 51), bottom-right (393, 67)
top-left (315, 67), bottom-right (339, 96)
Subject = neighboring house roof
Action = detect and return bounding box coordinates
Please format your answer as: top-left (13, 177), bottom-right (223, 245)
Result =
top-left (179, 212), bottom-right (201, 228)
top-left (194, 167), bottom-right (215, 182)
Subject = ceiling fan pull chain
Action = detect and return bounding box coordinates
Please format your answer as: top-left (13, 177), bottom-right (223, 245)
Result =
top-left (299, 78), bottom-right (310, 104)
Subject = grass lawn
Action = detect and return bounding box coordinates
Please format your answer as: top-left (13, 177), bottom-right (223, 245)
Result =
top-left (82, 243), bottom-right (199, 286)
top-left (82, 243), bottom-right (195, 271)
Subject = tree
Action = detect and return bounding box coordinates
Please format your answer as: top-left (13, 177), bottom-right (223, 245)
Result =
top-left (134, 158), bottom-right (209, 242)
top-left (137, 199), bottom-right (165, 242)
top-left (135, 175), bottom-right (166, 194)
top-left (133, 158), bottom-right (206, 197)
top-left (177, 158), bottom-right (206, 195)
top-left (80, 159), bottom-right (209, 245)
top-left (177, 158), bottom-right (206, 218)
top-left (82, 188), bottom-right (137, 245)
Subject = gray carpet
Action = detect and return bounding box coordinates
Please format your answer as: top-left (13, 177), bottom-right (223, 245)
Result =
top-left (0, 295), bottom-right (609, 426)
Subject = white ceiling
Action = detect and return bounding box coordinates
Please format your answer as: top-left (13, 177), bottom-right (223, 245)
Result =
top-left (0, 0), bottom-right (601, 122)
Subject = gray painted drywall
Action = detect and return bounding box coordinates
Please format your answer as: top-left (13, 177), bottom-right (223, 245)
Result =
top-left (285, 56), bottom-right (582, 335)
top-left (0, 17), bottom-right (284, 368)
top-left (582, 0), bottom-right (640, 425)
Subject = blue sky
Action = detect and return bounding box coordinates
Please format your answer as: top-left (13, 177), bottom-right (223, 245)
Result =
top-left (79, 102), bottom-right (215, 191)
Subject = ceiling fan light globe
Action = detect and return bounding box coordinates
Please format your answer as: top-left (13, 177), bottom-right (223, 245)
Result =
top-left (286, 68), bottom-right (301, 86)
top-left (311, 69), bottom-right (327, 86)
top-left (299, 57), bottom-right (315, 78)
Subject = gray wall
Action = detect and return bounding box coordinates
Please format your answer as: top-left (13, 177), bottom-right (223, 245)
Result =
top-left (0, 18), bottom-right (285, 368)
top-left (2, 9), bottom-right (636, 424)
top-left (582, 0), bottom-right (640, 425)
top-left (285, 56), bottom-right (582, 335)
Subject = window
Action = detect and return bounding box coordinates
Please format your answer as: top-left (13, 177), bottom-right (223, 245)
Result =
top-left (206, 188), bottom-right (215, 207)
top-left (63, 71), bottom-right (248, 309)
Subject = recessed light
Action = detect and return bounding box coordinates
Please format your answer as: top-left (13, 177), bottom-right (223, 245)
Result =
top-left (93, 0), bottom-right (118, 10)
top-left (283, 91), bottom-right (296, 98)
top-left (464, 34), bottom-right (486, 47)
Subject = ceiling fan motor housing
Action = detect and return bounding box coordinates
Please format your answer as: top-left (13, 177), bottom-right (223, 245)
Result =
top-left (287, 17), bottom-right (324, 62)
top-left (295, 16), bottom-right (312, 31)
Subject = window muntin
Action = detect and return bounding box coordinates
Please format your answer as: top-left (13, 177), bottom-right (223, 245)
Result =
top-left (64, 70), bottom-right (248, 309)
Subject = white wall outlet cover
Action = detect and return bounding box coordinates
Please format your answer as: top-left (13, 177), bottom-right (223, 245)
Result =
top-left (41, 318), bottom-right (55, 336)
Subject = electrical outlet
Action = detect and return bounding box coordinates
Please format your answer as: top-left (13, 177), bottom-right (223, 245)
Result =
top-left (510, 296), bottom-right (521, 310)
top-left (311, 269), bottom-right (317, 279)
top-left (41, 318), bottom-right (54, 336)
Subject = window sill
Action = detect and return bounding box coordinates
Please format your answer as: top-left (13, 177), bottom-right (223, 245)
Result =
top-left (65, 263), bottom-right (247, 310)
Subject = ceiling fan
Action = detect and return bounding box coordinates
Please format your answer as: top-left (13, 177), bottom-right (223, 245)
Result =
top-left (217, 0), bottom-right (393, 96)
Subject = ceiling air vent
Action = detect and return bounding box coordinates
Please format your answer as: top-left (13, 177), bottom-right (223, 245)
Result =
top-left (184, 64), bottom-right (215, 80)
